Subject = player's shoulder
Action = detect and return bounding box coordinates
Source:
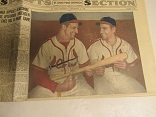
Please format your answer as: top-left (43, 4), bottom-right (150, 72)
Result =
top-left (90, 38), bottom-right (101, 46)
top-left (117, 37), bottom-right (131, 46)
top-left (74, 38), bottom-right (81, 42)
top-left (75, 38), bottom-right (85, 43)
top-left (87, 38), bottom-right (101, 50)
top-left (74, 38), bottom-right (85, 46)
top-left (41, 36), bottom-right (54, 47)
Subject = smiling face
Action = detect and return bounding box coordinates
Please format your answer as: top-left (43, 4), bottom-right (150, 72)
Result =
top-left (63, 22), bottom-right (79, 40)
top-left (100, 23), bottom-right (116, 41)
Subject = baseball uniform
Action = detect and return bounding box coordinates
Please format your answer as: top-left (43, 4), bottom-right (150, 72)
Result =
top-left (29, 36), bottom-right (95, 98)
top-left (87, 36), bottom-right (146, 95)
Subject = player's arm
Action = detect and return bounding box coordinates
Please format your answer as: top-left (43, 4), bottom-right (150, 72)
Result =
top-left (79, 60), bottom-right (94, 88)
top-left (87, 43), bottom-right (105, 77)
top-left (125, 60), bottom-right (139, 78)
top-left (31, 41), bottom-right (62, 93)
top-left (32, 65), bottom-right (77, 93)
top-left (114, 41), bottom-right (140, 77)
top-left (55, 76), bottom-right (76, 92)
top-left (31, 66), bottom-right (58, 93)
top-left (75, 40), bottom-right (94, 88)
top-left (93, 66), bottom-right (105, 76)
top-left (114, 59), bottom-right (139, 78)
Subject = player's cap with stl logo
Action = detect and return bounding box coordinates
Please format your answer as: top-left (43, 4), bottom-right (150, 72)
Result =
top-left (96, 16), bottom-right (116, 26)
top-left (59, 13), bottom-right (82, 25)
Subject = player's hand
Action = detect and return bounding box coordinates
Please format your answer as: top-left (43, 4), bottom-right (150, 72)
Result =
top-left (94, 66), bottom-right (105, 76)
top-left (84, 69), bottom-right (94, 77)
top-left (55, 76), bottom-right (76, 92)
top-left (114, 60), bottom-right (127, 70)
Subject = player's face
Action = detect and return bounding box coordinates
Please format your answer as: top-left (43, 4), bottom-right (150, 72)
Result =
top-left (100, 23), bottom-right (115, 40)
top-left (64, 23), bottom-right (79, 40)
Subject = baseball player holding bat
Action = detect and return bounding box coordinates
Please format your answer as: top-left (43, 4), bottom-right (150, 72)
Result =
top-left (29, 13), bottom-right (95, 98)
top-left (87, 16), bottom-right (146, 94)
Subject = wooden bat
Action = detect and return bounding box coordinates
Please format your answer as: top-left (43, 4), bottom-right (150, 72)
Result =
top-left (53, 52), bottom-right (128, 81)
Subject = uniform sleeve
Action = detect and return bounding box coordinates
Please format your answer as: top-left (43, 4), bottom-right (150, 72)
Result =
top-left (76, 41), bottom-right (94, 88)
top-left (32, 42), bottom-right (50, 69)
top-left (87, 44), bottom-right (99, 64)
top-left (31, 41), bottom-right (58, 93)
top-left (76, 40), bottom-right (89, 65)
top-left (31, 66), bottom-right (58, 93)
top-left (122, 41), bottom-right (138, 63)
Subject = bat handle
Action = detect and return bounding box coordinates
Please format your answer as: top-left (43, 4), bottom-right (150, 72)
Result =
top-left (57, 92), bottom-right (61, 97)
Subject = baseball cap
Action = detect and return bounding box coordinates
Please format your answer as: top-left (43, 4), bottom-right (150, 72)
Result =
top-left (59, 13), bottom-right (82, 25)
top-left (96, 16), bottom-right (116, 26)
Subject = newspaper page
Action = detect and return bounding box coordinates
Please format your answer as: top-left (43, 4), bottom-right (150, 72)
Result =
top-left (0, 2), bottom-right (30, 101)
top-left (0, 0), bottom-right (156, 102)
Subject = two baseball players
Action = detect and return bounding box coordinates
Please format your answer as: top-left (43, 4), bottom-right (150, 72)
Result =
top-left (29, 13), bottom-right (145, 98)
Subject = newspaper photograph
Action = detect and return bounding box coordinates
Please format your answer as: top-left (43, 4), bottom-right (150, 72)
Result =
top-left (0, 0), bottom-right (156, 102)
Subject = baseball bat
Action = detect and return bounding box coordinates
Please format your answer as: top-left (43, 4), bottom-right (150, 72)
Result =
top-left (53, 52), bottom-right (128, 81)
